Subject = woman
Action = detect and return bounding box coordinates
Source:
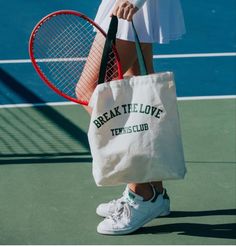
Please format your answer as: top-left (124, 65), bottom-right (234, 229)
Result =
top-left (85, 0), bottom-right (186, 235)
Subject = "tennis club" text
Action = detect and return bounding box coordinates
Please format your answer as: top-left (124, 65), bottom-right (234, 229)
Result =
top-left (111, 123), bottom-right (149, 136)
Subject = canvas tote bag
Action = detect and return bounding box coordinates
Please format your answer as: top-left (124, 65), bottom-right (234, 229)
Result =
top-left (88, 16), bottom-right (186, 186)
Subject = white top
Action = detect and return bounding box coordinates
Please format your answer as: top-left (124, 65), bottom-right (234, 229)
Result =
top-left (95, 0), bottom-right (186, 43)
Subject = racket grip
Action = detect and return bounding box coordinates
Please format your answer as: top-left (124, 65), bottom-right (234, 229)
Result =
top-left (98, 16), bottom-right (118, 84)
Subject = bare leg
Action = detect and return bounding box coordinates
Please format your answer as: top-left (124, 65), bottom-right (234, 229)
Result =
top-left (116, 38), bottom-right (154, 75)
top-left (75, 32), bottom-right (105, 113)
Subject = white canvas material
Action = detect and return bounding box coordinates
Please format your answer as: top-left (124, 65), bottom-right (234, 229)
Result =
top-left (88, 71), bottom-right (186, 186)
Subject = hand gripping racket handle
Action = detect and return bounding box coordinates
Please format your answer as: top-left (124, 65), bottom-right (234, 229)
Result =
top-left (98, 16), bottom-right (148, 84)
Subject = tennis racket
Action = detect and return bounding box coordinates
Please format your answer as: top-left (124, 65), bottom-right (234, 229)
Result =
top-left (29, 10), bottom-right (123, 105)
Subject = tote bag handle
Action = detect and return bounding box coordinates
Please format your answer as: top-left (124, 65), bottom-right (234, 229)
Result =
top-left (98, 16), bottom-right (148, 84)
top-left (131, 20), bottom-right (148, 76)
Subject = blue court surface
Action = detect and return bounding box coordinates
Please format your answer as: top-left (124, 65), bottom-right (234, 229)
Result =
top-left (0, 0), bottom-right (235, 104)
top-left (0, 0), bottom-right (236, 245)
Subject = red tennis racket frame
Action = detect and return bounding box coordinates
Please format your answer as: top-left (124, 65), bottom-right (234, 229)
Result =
top-left (29, 10), bottom-right (123, 105)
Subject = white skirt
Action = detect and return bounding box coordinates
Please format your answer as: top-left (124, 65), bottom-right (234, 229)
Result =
top-left (94, 0), bottom-right (186, 43)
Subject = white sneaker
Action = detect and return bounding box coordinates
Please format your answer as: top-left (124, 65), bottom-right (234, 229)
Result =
top-left (97, 186), bottom-right (165, 235)
top-left (96, 186), bottom-right (170, 218)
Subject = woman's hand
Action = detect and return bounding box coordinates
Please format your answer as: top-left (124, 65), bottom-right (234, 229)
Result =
top-left (111, 0), bottom-right (139, 21)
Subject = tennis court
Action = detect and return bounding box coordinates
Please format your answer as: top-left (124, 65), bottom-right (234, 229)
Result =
top-left (0, 0), bottom-right (235, 244)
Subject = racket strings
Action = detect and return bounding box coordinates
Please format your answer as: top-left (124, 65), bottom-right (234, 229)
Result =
top-left (48, 22), bottom-right (89, 58)
top-left (43, 18), bottom-right (97, 90)
top-left (32, 13), bottom-right (120, 104)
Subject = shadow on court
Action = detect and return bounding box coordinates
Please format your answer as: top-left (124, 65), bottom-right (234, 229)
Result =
top-left (135, 209), bottom-right (236, 240)
top-left (0, 68), bottom-right (90, 164)
top-left (139, 221), bottom-right (236, 240)
top-left (132, 209), bottom-right (236, 240)
top-left (164, 209), bottom-right (236, 218)
top-left (0, 152), bottom-right (92, 165)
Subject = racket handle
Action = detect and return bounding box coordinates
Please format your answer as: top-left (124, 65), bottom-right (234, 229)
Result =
top-left (98, 16), bottom-right (118, 84)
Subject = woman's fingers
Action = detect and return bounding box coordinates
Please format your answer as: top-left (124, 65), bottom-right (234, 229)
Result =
top-left (126, 8), bottom-right (137, 21)
top-left (111, 0), bottom-right (138, 21)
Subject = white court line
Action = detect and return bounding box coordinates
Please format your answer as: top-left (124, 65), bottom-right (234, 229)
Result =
top-left (177, 95), bottom-right (236, 101)
top-left (0, 101), bottom-right (76, 109)
top-left (0, 52), bottom-right (236, 64)
top-left (0, 95), bottom-right (235, 109)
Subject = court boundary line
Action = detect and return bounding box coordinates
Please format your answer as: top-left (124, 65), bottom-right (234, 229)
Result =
top-left (0, 52), bottom-right (236, 64)
top-left (0, 95), bottom-right (235, 109)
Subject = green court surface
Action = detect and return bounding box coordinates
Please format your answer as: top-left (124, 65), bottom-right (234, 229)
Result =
top-left (0, 98), bottom-right (235, 244)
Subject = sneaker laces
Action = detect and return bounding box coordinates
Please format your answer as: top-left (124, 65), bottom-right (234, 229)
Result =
top-left (108, 200), bottom-right (134, 223)
top-left (108, 185), bottom-right (158, 223)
